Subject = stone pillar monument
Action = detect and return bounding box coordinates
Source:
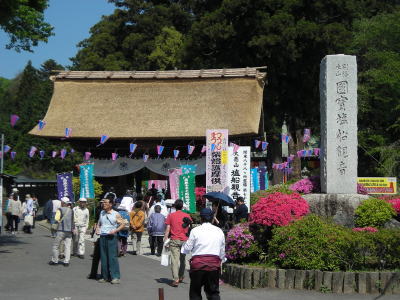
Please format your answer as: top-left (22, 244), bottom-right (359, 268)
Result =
top-left (320, 55), bottom-right (357, 194)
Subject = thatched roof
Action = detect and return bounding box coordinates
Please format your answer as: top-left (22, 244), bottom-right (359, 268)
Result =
top-left (29, 67), bottom-right (266, 139)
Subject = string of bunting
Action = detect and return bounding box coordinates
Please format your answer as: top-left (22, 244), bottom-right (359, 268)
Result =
top-left (2, 114), bottom-right (320, 162)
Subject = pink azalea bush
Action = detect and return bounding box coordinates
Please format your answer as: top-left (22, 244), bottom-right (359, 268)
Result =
top-left (226, 223), bottom-right (254, 261)
top-left (352, 227), bottom-right (378, 233)
top-left (250, 192), bottom-right (310, 227)
top-left (289, 176), bottom-right (320, 194)
top-left (357, 183), bottom-right (369, 195)
top-left (387, 198), bottom-right (400, 215)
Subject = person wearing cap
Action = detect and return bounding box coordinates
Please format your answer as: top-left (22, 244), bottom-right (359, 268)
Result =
top-left (72, 198), bottom-right (90, 259)
top-left (164, 199), bottom-right (192, 287)
top-left (182, 208), bottom-right (226, 300)
top-left (49, 197), bottom-right (76, 267)
top-left (97, 198), bottom-right (126, 284)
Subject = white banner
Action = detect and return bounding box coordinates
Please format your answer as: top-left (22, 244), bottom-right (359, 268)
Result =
top-left (206, 129), bottom-right (229, 193)
top-left (228, 146), bottom-right (251, 211)
top-left (93, 157), bottom-right (205, 177)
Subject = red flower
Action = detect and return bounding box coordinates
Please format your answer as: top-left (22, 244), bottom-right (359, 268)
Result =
top-left (250, 192), bottom-right (309, 227)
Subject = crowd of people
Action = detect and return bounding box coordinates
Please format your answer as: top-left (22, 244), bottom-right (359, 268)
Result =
top-left (5, 185), bottom-right (249, 299)
top-left (4, 188), bottom-right (39, 234)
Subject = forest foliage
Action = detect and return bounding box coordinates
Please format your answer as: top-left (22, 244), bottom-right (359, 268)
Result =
top-left (0, 0), bottom-right (399, 179)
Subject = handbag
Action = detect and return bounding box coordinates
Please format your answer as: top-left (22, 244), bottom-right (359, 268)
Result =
top-left (51, 209), bottom-right (68, 232)
top-left (160, 238), bottom-right (170, 266)
top-left (24, 215), bottom-right (33, 226)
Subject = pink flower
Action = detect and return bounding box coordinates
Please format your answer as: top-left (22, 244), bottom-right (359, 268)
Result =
top-left (279, 252), bottom-right (286, 259)
top-left (289, 176), bottom-right (320, 194)
top-left (250, 192), bottom-right (309, 227)
top-left (387, 198), bottom-right (400, 215)
top-left (353, 227), bottom-right (378, 233)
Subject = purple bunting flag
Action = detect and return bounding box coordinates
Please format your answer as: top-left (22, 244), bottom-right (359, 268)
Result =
top-left (10, 151), bottom-right (16, 160)
top-left (60, 149), bottom-right (67, 159)
top-left (157, 145), bottom-right (164, 156)
top-left (143, 154), bottom-right (149, 162)
top-left (84, 152), bottom-right (91, 161)
top-left (38, 120), bottom-right (46, 130)
top-left (254, 139), bottom-right (261, 148)
top-left (129, 143), bottom-right (137, 154)
top-left (230, 142), bottom-right (240, 153)
top-left (10, 114), bottom-right (19, 127)
top-left (29, 146), bottom-right (37, 158)
top-left (39, 150), bottom-right (45, 159)
top-left (70, 148), bottom-right (75, 154)
top-left (97, 135), bottom-right (109, 146)
top-left (111, 152), bottom-right (118, 161)
top-left (261, 141), bottom-right (268, 151)
top-left (314, 148), bottom-right (320, 156)
top-left (4, 145), bottom-right (11, 153)
top-left (188, 145), bottom-right (195, 155)
top-left (173, 149), bottom-right (180, 160)
top-left (201, 145), bottom-right (207, 153)
top-left (52, 151), bottom-right (58, 158)
top-left (303, 128), bottom-right (311, 143)
top-left (65, 128), bottom-right (72, 138)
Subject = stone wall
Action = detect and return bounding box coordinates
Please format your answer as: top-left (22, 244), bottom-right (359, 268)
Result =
top-left (223, 264), bottom-right (400, 294)
top-left (303, 193), bottom-right (369, 227)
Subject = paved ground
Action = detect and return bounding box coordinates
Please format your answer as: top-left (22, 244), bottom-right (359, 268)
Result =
top-left (0, 225), bottom-right (398, 300)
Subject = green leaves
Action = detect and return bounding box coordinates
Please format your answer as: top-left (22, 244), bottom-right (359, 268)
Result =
top-left (0, 0), bottom-right (53, 52)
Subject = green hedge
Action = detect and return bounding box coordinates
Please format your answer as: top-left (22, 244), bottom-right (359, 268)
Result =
top-left (355, 198), bottom-right (396, 227)
top-left (268, 214), bottom-right (400, 271)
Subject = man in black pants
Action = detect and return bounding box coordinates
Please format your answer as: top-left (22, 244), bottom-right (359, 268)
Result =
top-left (181, 208), bottom-right (226, 300)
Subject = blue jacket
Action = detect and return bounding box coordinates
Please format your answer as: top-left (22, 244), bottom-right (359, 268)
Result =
top-left (147, 213), bottom-right (166, 236)
top-left (117, 210), bottom-right (130, 238)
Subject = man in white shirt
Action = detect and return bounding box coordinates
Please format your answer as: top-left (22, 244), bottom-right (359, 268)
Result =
top-left (147, 195), bottom-right (168, 219)
top-left (72, 198), bottom-right (90, 259)
top-left (182, 208), bottom-right (225, 300)
top-left (119, 189), bottom-right (134, 212)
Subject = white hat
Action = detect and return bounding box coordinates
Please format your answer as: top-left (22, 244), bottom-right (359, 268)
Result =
top-left (61, 197), bottom-right (70, 203)
top-left (79, 198), bottom-right (87, 202)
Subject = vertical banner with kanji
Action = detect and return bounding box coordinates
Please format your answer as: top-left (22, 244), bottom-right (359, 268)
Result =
top-left (80, 164), bottom-right (94, 199)
top-left (57, 172), bottom-right (74, 202)
top-left (169, 168), bottom-right (182, 200)
top-left (206, 129), bottom-right (229, 193)
top-left (179, 172), bottom-right (196, 213)
top-left (258, 167), bottom-right (268, 190)
top-left (228, 146), bottom-right (251, 211)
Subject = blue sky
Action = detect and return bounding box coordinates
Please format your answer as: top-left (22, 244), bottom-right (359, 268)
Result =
top-left (0, 0), bottom-right (115, 79)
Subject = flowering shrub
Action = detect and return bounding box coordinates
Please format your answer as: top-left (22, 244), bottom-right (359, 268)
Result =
top-left (268, 215), bottom-right (353, 270)
top-left (357, 183), bottom-right (369, 195)
top-left (268, 215), bottom-right (400, 271)
top-left (250, 184), bottom-right (293, 206)
top-left (195, 187), bottom-right (206, 210)
top-left (289, 176), bottom-right (320, 194)
top-left (387, 198), bottom-right (400, 215)
top-left (250, 192), bottom-right (309, 227)
top-left (352, 227), bottom-right (378, 233)
top-left (355, 198), bottom-right (396, 228)
top-left (226, 223), bottom-right (254, 261)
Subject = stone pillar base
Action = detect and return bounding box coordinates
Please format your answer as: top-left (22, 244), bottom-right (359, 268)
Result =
top-left (303, 193), bottom-right (369, 227)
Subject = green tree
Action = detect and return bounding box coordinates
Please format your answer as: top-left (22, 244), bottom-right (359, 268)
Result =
top-left (149, 26), bottom-right (184, 70)
top-left (0, 0), bottom-right (53, 52)
top-left (70, 1), bottom-right (192, 71)
top-left (0, 61), bottom-right (81, 178)
top-left (349, 10), bottom-right (400, 177)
